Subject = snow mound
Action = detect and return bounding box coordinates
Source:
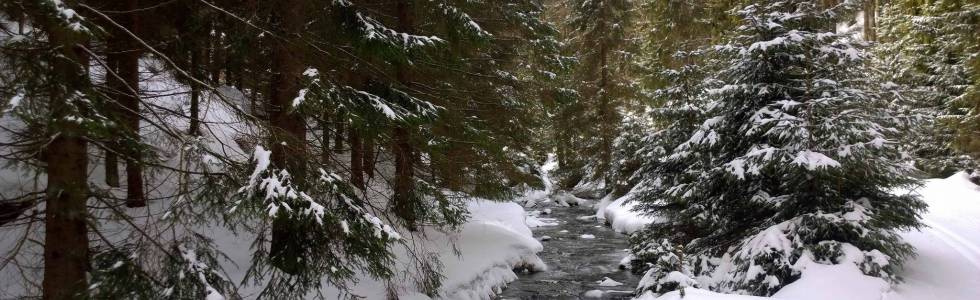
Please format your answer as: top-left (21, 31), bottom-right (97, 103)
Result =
top-left (433, 200), bottom-right (547, 300)
top-left (597, 277), bottom-right (624, 287)
top-left (594, 192), bottom-right (656, 234)
top-left (774, 258), bottom-right (889, 300)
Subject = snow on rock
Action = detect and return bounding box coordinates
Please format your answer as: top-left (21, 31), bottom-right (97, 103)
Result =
top-left (597, 277), bottom-right (624, 287)
top-left (594, 192), bottom-right (657, 234)
top-left (580, 234), bottom-right (596, 239)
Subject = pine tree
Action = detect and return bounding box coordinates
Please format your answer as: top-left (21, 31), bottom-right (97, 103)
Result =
top-left (632, 0), bottom-right (926, 296)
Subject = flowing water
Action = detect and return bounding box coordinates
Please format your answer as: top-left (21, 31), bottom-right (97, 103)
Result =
top-left (498, 203), bottom-right (640, 300)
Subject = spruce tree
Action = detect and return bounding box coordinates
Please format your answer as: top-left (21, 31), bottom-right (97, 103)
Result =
top-left (632, 0), bottom-right (926, 296)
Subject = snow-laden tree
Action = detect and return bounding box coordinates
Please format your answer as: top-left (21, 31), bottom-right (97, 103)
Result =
top-left (631, 0), bottom-right (926, 296)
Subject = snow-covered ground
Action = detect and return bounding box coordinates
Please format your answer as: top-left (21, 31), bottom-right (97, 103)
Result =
top-left (631, 172), bottom-right (980, 300)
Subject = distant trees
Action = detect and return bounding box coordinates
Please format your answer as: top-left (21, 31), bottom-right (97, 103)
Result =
top-left (878, 0), bottom-right (979, 178)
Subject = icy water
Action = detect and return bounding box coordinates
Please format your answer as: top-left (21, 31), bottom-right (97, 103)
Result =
top-left (498, 203), bottom-right (640, 300)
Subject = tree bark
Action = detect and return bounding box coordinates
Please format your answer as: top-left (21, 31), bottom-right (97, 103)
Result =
top-left (350, 128), bottom-right (364, 190)
top-left (267, 0), bottom-right (309, 275)
top-left (363, 135), bottom-right (376, 179)
top-left (393, 0), bottom-right (418, 230)
top-left (333, 111), bottom-right (345, 153)
top-left (864, 0), bottom-right (877, 42)
top-left (116, 0), bottom-right (145, 208)
top-left (188, 47), bottom-right (202, 136)
top-left (42, 18), bottom-right (90, 300)
top-left (104, 46), bottom-right (121, 187)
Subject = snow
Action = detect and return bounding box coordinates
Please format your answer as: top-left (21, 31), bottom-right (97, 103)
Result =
top-left (635, 288), bottom-right (768, 300)
top-left (584, 289), bottom-right (605, 298)
top-left (774, 257), bottom-right (889, 300)
top-left (597, 277), bottom-right (623, 287)
top-left (580, 234), bottom-right (596, 239)
top-left (434, 201), bottom-right (548, 300)
top-left (594, 191), bottom-right (657, 234)
top-left (886, 172), bottom-right (980, 300)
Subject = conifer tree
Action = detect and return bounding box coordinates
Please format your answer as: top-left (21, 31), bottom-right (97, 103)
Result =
top-left (631, 1), bottom-right (926, 296)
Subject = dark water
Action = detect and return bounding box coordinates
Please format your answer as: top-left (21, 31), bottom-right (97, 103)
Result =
top-left (498, 203), bottom-right (640, 300)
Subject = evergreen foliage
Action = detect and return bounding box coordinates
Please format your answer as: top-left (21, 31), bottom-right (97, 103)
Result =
top-left (629, 0), bottom-right (927, 296)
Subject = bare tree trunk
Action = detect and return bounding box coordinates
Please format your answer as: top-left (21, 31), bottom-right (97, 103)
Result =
top-left (350, 128), bottom-right (364, 190)
top-left (864, 0), bottom-right (877, 42)
top-left (188, 48), bottom-right (202, 136)
top-left (321, 114), bottom-right (331, 163)
top-left (42, 20), bottom-right (90, 300)
top-left (598, 39), bottom-right (611, 176)
top-left (267, 0), bottom-right (309, 275)
top-left (104, 46), bottom-right (121, 187)
top-left (116, 0), bottom-right (145, 207)
top-left (334, 111), bottom-right (345, 153)
top-left (363, 135), bottom-right (376, 179)
top-left (393, 0), bottom-right (418, 230)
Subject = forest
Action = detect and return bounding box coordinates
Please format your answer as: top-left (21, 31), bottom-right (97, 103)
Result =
top-left (0, 0), bottom-right (978, 299)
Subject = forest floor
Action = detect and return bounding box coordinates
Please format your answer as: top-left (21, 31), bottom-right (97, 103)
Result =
top-left (498, 202), bottom-right (640, 300)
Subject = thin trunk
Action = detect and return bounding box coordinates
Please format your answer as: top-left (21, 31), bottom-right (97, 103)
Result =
top-left (598, 37), bottom-right (611, 176)
top-left (350, 128), bottom-right (364, 190)
top-left (393, 0), bottom-right (418, 230)
top-left (363, 135), bottom-right (376, 179)
top-left (267, 0), bottom-right (309, 275)
top-left (188, 48), bottom-right (202, 136)
top-left (334, 112), bottom-right (345, 153)
top-left (864, 0), bottom-right (877, 42)
top-left (119, 6), bottom-right (144, 207)
top-left (42, 21), bottom-right (90, 300)
top-left (104, 48), bottom-right (120, 187)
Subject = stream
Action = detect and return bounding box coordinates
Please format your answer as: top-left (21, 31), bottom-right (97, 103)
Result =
top-left (498, 202), bottom-right (640, 299)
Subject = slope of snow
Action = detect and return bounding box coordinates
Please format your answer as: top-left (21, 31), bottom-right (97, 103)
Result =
top-left (887, 172), bottom-right (980, 300)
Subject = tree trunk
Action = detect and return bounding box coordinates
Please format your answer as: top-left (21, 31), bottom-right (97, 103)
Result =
top-left (116, 0), bottom-right (144, 207)
top-left (363, 135), bottom-right (376, 179)
top-left (42, 20), bottom-right (90, 300)
top-left (864, 0), bottom-right (877, 42)
top-left (393, 0), bottom-right (418, 230)
top-left (597, 36), bottom-right (611, 177)
top-left (104, 47), bottom-right (121, 187)
top-left (350, 128), bottom-right (364, 190)
top-left (188, 48), bottom-right (202, 136)
top-left (267, 0), bottom-right (309, 275)
top-left (334, 112), bottom-right (345, 153)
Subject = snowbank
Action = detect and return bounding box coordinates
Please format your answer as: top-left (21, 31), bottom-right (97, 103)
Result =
top-left (320, 200), bottom-right (546, 300)
top-left (594, 192), bottom-right (656, 234)
top-left (435, 200), bottom-right (547, 299)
